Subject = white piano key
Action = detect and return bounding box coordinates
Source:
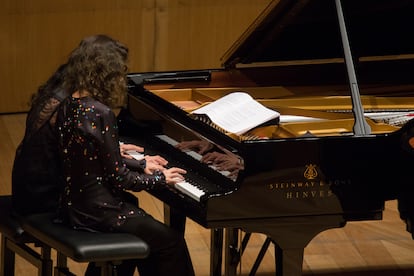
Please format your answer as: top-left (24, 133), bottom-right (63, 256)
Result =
top-left (125, 150), bottom-right (145, 160)
top-left (174, 180), bottom-right (205, 202)
top-left (208, 165), bottom-right (231, 176)
top-left (156, 134), bottom-right (203, 161)
top-left (156, 134), bottom-right (179, 146)
top-left (185, 150), bottom-right (203, 161)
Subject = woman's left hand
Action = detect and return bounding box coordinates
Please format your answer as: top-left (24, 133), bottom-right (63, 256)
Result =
top-left (120, 143), bottom-right (144, 159)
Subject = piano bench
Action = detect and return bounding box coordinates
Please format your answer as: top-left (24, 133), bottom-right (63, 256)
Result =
top-left (20, 212), bottom-right (150, 276)
top-left (0, 195), bottom-right (53, 276)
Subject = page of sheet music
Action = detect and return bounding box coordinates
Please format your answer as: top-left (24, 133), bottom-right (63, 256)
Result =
top-left (191, 92), bottom-right (280, 135)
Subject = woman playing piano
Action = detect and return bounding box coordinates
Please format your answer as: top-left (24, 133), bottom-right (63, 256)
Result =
top-left (55, 34), bottom-right (195, 276)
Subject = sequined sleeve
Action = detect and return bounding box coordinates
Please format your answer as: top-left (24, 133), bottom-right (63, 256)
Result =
top-left (86, 102), bottom-right (165, 192)
top-left (123, 158), bottom-right (146, 172)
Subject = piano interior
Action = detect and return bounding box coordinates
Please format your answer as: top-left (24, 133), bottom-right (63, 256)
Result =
top-left (147, 84), bottom-right (414, 140)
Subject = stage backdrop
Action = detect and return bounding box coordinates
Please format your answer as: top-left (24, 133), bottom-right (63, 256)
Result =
top-left (0, 0), bottom-right (270, 113)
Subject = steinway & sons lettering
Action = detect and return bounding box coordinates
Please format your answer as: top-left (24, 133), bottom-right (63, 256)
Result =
top-left (267, 179), bottom-right (351, 199)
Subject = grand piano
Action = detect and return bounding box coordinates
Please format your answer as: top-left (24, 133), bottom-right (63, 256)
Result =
top-left (117, 0), bottom-right (414, 275)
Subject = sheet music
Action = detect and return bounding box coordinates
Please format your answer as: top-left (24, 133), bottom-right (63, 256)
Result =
top-left (191, 92), bottom-right (280, 135)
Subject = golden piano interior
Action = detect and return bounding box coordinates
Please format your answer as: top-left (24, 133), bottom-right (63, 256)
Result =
top-left (133, 0), bottom-right (414, 143)
top-left (143, 82), bottom-right (414, 141)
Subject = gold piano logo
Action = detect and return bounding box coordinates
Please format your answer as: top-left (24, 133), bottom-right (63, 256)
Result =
top-left (266, 163), bottom-right (338, 200)
top-left (304, 164), bottom-right (318, 180)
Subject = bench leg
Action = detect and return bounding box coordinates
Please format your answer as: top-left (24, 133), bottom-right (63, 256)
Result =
top-left (53, 253), bottom-right (128, 276)
top-left (54, 252), bottom-right (75, 276)
top-left (39, 244), bottom-right (53, 276)
top-left (97, 261), bottom-right (123, 276)
top-left (1, 235), bottom-right (53, 276)
top-left (1, 235), bottom-right (15, 276)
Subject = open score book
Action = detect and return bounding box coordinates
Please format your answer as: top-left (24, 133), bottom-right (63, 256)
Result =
top-left (190, 92), bottom-right (280, 135)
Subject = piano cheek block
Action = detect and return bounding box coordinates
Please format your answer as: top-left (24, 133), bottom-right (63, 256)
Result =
top-left (408, 137), bottom-right (414, 149)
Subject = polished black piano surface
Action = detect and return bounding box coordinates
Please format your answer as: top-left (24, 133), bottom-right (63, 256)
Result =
top-left (117, 0), bottom-right (414, 275)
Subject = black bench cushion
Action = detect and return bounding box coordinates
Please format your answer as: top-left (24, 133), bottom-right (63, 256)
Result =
top-left (20, 212), bottom-right (150, 262)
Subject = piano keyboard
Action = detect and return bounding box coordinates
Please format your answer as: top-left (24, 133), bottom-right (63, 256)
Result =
top-left (174, 180), bottom-right (205, 202)
top-left (155, 134), bottom-right (207, 201)
top-left (155, 134), bottom-right (203, 161)
top-left (156, 134), bottom-right (231, 175)
top-left (154, 134), bottom-right (236, 201)
top-left (185, 150), bottom-right (203, 161)
top-left (155, 134), bottom-right (179, 146)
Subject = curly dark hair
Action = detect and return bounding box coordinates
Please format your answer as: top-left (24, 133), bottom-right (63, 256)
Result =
top-left (64, 34), bottom-right (129, 107)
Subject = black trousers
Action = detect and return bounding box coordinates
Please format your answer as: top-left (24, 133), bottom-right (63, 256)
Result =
top-left (85, 211), bottom-right (195, 276)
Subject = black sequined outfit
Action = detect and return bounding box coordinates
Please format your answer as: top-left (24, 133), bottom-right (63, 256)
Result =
top-left (57, 96), bottom-right (195, 276)
top-left (56, 96), bottom-right (164, 231)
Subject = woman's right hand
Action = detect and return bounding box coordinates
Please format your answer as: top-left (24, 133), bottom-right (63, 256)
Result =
top-left (162, 167), bottom-right (187, 184)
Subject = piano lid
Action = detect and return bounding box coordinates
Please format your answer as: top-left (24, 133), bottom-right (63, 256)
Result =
top-left (221, 0), bottom-right (414, 68)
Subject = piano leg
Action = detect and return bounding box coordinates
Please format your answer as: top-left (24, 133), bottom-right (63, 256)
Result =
top-left (163, 204), bottom-right (226, 276)
top-left (163, 204), bottom-right (186, 235)
top-left (224, 228), bottom-right (239, 276)
top-left (240, 215), bottom-right (346, 276)
top-left (210, 228), bottom-right (224, 276)
top-left (224, 229), bottom-right (274, 276)
top-left (274, 244), bottom-right (304, 276)
top-left (250, 237), bottom-right (272, 275)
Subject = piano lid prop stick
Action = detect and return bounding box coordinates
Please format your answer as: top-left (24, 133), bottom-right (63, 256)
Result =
top-left (335, 0), bottom-right (371, 136)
